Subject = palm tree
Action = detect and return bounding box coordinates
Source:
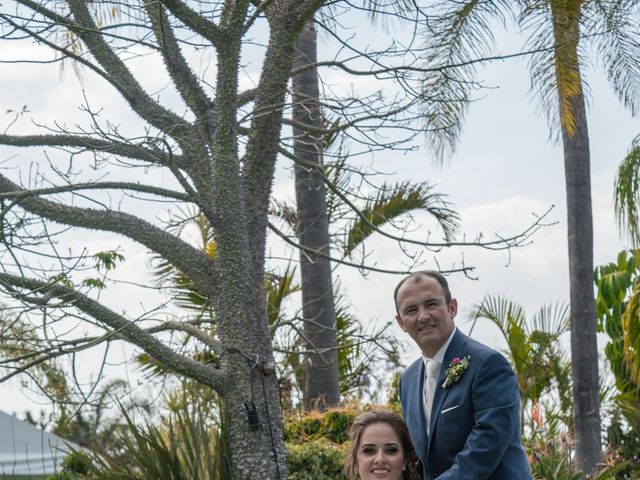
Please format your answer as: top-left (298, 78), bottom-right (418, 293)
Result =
top-left (292, 20), bottom-right (341, 410)
top-left (470, 294), bottom-right (572, 430)
top-left (289, 15), bottom-right (460, 411)
top-left (422, 1), bottom-right (640, 471)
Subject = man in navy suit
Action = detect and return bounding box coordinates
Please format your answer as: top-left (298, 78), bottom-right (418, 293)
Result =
top-left (395, 271), bottom-right (531, 479)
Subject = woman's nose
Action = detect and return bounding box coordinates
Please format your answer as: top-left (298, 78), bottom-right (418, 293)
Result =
top-left (374, 450), bottom-right (385, 463)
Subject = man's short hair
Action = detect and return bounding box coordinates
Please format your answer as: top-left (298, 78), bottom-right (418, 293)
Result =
top-left (393, 270), bottom-right (452, 314)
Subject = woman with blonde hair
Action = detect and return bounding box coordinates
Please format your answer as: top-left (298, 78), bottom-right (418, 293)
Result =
top-left (344, 409), bottom-right (421, 480)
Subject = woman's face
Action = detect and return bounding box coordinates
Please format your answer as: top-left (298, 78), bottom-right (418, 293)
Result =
top-left (356, 422), bottom-right (406, 480)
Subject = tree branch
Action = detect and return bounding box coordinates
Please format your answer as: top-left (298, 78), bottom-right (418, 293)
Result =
top-left (159, 0), bottom-right (226, 48)
top-left (0, 173), bottom-right (217, 295)
top-left (0, 133), bottom-right (174, 166)
top-left (62, 0), bottom-right (194, 140)
top-left (279, 147), bottom-right (554, 251)
top-left (0, 271), bottom-right (226, 392)
top-left (0, 181), bottom-right (190, 202)
top-left (145, 1), bottom-right (213, 116)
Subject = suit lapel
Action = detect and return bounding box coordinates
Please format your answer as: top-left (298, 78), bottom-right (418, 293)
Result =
top-left (427, 329), bottom-right (469, 447)
top-left (403, 358), bottom-right (428, 457)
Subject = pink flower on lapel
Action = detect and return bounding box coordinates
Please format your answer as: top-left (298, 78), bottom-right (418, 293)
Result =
top-left (442, 355), bottom-right (471, 388)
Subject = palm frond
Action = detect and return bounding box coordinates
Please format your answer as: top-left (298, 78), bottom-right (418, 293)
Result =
top-left (530, 301), bottom-right (570, 337)
top-left (333, 286), bottom-right (401, 398)
top-left (343, 181), bottom-right (460, 257)
top-left (265, 264), bottom-right (300, 327)
top-left (324, 154), bottom-right (354, 225)
top-left (522, 2), bottom-right (590, 141)
top-left (550, 2), bottom-right (590, 138)
top-left (621, 285), bottom-right (640, 388)
top-left (614, 138), bottom-right (640, 246)
top-left (470, 293), bottom-right (526, 340)
top-left (421, 0), bottom-right (512, 159)
top-left (505, 315), bottom-right (532, 374)
top-left (269, 198), bottom-right (298, 235)
top-left (524, 4), bottom-right (561, 141)
top-left (148, 211), bottom-right (216, 316)
top-left (615, 390), bottom-right (640, 430)
top-left (589, 0), bottom-right (640, 116)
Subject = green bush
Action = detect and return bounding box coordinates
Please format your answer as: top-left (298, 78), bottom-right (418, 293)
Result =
top-left (60, 451), bottom-right (93, 475)
top-left (284, 406), bottom-right (361, 479)
top-left (284, 405), bottom-right (365, 444)
top-left (46, 450), bottom-right (94, 480)
top-left (286, 439), bottom-right (346, 480)
top-left (320, 410), bottom-right (354, 444)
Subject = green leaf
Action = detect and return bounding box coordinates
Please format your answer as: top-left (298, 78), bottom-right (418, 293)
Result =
top-left (82, 278), bottom-right (106, 289)
top-left (93, 250), bottom-right (125, 271)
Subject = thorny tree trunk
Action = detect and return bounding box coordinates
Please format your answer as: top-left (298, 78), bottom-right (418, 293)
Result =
top-left (552, 2), bottom-right (601, 473)
top-left (211, 35), bottom-right (288, 479)
top-left (292, 20), bottom-right (341, 411)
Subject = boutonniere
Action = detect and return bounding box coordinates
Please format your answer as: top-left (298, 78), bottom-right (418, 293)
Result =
top-left (442, 355), bottom-right (471, 388)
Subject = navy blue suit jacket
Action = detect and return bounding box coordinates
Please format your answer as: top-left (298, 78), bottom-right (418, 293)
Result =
top-left (398, 329), bottom-right (532, 479)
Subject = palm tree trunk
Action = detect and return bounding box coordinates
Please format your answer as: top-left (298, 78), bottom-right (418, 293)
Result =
top-left (552, 3), bottom-right (601, 473)
top-left (292, 20), bottom-right (340, 410)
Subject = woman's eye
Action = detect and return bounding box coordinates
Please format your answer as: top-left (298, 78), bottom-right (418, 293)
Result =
top-left (362, 447), bottom-right (376, 455)
top-left (386, 447), bottom-right (399, 454)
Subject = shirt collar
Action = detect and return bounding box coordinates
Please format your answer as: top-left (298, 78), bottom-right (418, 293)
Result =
top-left (421, 326), bottom-right (457, 368)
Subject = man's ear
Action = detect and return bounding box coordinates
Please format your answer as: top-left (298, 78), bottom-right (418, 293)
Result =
top-left (449, 298), bottom-right (458, 319)
top-left (395, 314), bottom-right (407, 332)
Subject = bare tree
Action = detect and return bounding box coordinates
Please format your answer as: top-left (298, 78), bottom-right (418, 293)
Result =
top-left (0, 1), bottom-right (550, 477)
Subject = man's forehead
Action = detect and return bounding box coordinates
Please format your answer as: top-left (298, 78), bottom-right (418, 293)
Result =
top-left (397, 277), bottom-right (444, 301)
top-left (401, 274), bottom-right (441, 291)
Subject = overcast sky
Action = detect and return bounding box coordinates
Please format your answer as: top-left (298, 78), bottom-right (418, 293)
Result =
top-left (0, 9), bottom-right (639, 417)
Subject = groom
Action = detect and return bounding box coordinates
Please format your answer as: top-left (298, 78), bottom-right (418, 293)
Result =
top-left (395, 271), bottom-right (531, 479)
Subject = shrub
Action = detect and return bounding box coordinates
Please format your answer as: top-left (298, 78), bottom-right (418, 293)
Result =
top-left (287, 439), bottom-right (347, 480)
top-left (284, 405), bottom-right (362, 479)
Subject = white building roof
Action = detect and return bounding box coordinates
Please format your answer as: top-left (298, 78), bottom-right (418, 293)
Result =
top-left (0, 410), bottom-right (80, 476)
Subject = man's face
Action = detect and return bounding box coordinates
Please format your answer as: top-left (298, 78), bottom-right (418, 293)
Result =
top-left (395, 275), bottom-right (457, 357)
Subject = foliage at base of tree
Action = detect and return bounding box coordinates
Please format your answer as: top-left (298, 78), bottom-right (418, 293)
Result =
top-left (284, 406), bottom-right (360, 444)
top-left (286, 440), bottom-right (346, 480)
top-left (50, 400), bottom-right (639, 480)
top-left (53, 404), bottom-right (234, 480)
